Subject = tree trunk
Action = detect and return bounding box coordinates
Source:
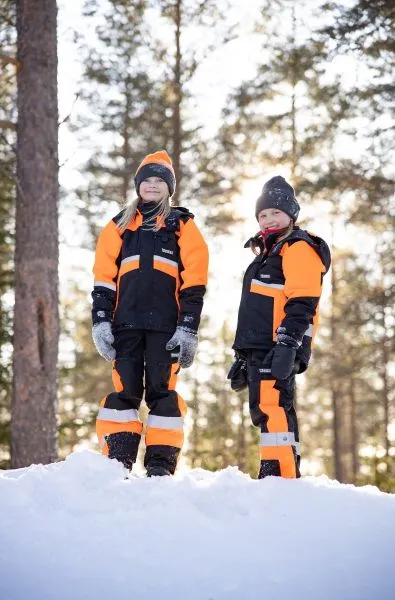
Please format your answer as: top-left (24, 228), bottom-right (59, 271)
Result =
top-left (330, 244), bottom-right (354, 483)
top-left (236, 392), bottom-right (246, 471)
top-left (290, 2), bottom-right (297, 180)
top-left (171, 0), bottom-right (182, 206)
top-left (12, 0), bottom-right (59, 467)
top-left (378, 292), bottom-right (391, 476)
top-left (350, 376), bottom-right (358, 481)
top-left (189, 375), bottom-right (200, 467)
top-left (330, 242), bottom-right (342, 480)
top-left (120, 85), bottom-right (132, 206)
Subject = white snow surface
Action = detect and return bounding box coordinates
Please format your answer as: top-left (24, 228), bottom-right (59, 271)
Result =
top-left (1, 450), bottom-right (394, 600)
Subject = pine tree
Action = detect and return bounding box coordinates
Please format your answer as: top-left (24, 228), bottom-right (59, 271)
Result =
top-left (309, 0), bottom-right (395, 487)
top-left (72, 0), bottom-right (238, 233)
top-left (71, 0), bottom-right (174, 244)
top-left (216, 1), bottom-right (352, 189)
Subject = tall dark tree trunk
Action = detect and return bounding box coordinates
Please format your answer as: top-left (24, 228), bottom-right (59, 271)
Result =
top-left (12, 0), bottom-right (59, 467)
top-left (171, 0), bottom-right (182, 206)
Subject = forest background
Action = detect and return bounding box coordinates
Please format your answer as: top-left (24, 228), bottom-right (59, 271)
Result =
top-left (0, 0), bottom-right (393, 490)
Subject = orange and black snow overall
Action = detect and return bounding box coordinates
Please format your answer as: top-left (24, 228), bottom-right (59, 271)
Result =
top-left (233, 228), bottom-right (331, 478)
top-left (92, 204), bottom-right (209, 472)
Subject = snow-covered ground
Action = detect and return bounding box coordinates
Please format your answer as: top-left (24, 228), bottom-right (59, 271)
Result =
top-left (1, 451), bottom-right (394, 600)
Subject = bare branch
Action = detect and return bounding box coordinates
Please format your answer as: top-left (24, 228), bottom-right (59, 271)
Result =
top-left (0, 119), bottom-right (16, 131)
top-left (59, 93), bottom-right (80, 126)
top-left (0, 51), bottom-right (18, 67)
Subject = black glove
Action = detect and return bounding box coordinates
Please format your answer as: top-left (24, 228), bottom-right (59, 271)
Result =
top-left (269, 343), bottom-right (297, 380)
top-left (227, 352), bottom-right (248, 392)
top-left (264, 327), bottom-right (302, 380)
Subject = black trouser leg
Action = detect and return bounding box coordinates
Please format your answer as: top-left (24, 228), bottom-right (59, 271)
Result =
top-left (247, 349), bottom-right (300, 479)
top-left (144, 331), bottom-right (184, 475)
top-left (96, 330), bottom-right (144, 468)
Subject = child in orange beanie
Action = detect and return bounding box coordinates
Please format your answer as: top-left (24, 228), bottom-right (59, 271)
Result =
top-left (91, 150), bottom-right (209, 476)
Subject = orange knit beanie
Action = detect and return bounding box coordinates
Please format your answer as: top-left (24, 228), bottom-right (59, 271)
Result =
top-left (134, 150), bottom-right (176, 196)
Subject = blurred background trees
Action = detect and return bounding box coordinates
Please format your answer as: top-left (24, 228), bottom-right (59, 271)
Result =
top-left (0, 0), bottom-right (393, 488)
top-left (0, 0), bottom-right (16, 468)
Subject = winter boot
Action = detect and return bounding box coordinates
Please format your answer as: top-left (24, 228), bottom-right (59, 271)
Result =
top-left (144, 445), bottom-right (179, 477)
top-left (106, 431), bottom-right (141, 471)
top-left (258, 459), bottom-right (281, 479)
top-left (146, 464), bottom-right (172, 477)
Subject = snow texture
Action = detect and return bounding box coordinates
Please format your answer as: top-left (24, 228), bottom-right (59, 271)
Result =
top-left (1, 450), bottom-right (394, 600)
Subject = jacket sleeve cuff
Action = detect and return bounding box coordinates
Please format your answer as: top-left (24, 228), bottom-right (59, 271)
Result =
top-left (177, 312), bottom-right (200, 332)
top-left (177, 284), bottom-right (206, 332)
top-left (91, 286), bottom-right (116, 325)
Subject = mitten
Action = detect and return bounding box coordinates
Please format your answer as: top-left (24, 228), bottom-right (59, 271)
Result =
top-left (265, 327), bottom-right (302, 380)
top-left (166, 326), bottom-right (198, 368)
top-left (227, 352), bottom-right (248, 392)
top-left (92, 321), bottom-right (115, 362)
top-left (270, 344), bottom-right (297, 380)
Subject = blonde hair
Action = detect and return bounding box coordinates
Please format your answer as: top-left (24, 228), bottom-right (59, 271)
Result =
top-left (251, 222), bottom-right (295, 256)
top-left (117, 193), bottom-right (172, 233)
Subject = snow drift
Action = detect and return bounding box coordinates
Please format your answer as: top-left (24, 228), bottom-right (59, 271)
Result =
top-left (1, 450), bottom-right (394, 600)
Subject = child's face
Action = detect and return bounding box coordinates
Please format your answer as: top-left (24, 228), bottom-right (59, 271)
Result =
top-left (258, 208), bottom-right (291, 232)
top-left (139, 177), bottom-right (169, 202)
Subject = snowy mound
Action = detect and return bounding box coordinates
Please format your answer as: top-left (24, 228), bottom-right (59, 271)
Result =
top-left (1, 450), bottom-right (394, 600)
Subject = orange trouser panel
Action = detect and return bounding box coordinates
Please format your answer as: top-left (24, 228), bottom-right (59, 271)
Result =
top-left (259, 379), bottom-right (296, 478)
top-left (145, 428), bottom-right (184, 448)
top-left (112, 365), bottom-right (123, 392)
top-left (145, 362), bottom-right (185, 449)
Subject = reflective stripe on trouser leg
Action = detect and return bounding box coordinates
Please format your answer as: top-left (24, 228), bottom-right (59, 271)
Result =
top-left (96, 395), bottom-right (143, 457)
top-left (145, 362), bottom-right (186, 449)
top-left (144, 330), bottom-right (186, 475)
top-left (258, 379), bottom-right (298, 478)
top-left (146, 414), bottom-right (185, 448)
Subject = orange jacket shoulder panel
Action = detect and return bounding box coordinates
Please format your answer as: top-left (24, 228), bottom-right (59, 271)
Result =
top-left (177, 218), bottom-right (209, 291)
top-left (282, 240), bottom-right (325, 300)
top-left (93, 219), bottom-right (123, 287)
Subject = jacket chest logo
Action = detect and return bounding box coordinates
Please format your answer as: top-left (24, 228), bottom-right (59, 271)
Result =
top-left (161, 248), bottom-right (174, 255)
